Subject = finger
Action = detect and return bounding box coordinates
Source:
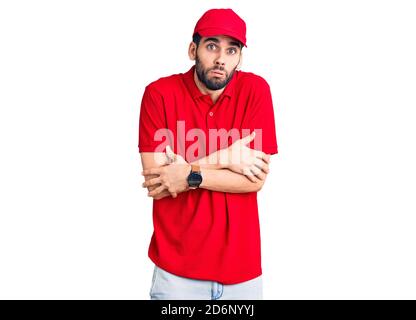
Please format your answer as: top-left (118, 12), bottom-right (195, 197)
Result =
top-left (147, 183), bottom-right (161, 192)
top-left (240, 131), bottom-right (256, 146)
top-left (242, 167), bottom-right (258, 183)
top-left (254, 150), bottom-right (269, 164)
top-left (142, 177), bottom-right (162, 188)
top-left (142, 168), bottom-right (162, 176)
top-left (165, 145), bottom-right (176, 163)
top-left (171, 192), bottom-right (178, 198)
top-left (254, 158), bottom-right (269, 174)
top-left (250, 166), bottom-right (266, 180)
top-left (148, 185), bottom-right (166, 197)
top-left (250, 165), bottom-right (261, 176)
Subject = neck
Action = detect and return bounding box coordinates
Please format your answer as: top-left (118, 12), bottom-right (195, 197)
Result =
top-left (193, 70), bottom-right (225, 104)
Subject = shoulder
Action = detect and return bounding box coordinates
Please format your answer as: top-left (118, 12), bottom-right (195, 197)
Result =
top-left (235, 70), bottom-right (271, 92)
top-left (145, 72), bottom-right (183, 95)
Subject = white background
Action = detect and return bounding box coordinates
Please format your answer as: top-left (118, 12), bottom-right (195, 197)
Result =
top-left (0, 0), bottom-right (415, 299)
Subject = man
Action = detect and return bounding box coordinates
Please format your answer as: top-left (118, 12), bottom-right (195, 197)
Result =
top-left (138, 8), bottom-right (278, 300)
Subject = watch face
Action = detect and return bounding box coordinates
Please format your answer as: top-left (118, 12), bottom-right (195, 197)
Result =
top-left (188, 172), bottom-right (202, 187)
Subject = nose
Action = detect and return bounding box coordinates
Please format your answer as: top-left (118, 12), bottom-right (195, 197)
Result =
top-left (214, 50), bottom-right (226, 68)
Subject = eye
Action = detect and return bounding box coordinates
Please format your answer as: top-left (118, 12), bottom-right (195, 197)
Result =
top-left (207, 43), bottom-right (217, 50)
top-left (228, 48), bottom-right (238, 55)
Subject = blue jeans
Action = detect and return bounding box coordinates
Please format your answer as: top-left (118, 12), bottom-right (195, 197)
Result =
top-left (149, 265), bottom-right (263, 300)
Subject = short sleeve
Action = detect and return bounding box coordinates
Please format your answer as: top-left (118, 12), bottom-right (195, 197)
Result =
top-left (138, 85), bottom-right (168, 152)
top-left (245, 78), bottom-right (278, 155)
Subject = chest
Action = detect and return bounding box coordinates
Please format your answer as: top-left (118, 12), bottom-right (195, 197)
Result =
top-left (163, 90), bottom-right (251, 161)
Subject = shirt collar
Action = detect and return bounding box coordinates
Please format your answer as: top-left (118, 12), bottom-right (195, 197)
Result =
top-left (183, 65), bottom-right (237, 100)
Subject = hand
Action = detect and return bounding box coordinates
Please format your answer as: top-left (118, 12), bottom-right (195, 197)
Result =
top-left (141, 146), bottom-right (191, 199)
top-left (222, 131), bottom-right (270, 182)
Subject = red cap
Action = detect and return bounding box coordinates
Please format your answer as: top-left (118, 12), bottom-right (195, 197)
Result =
top-left (193, 9), bottom-right (247, 47)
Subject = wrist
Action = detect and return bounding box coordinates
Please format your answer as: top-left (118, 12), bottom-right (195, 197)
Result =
top-left (199, 168), bottom-right (207, 188)
top-left (186, 164), bottom-right (203, 189)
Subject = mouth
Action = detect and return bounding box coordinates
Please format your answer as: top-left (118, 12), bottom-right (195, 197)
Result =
top-left (210, 70), bottom-right (225, 77)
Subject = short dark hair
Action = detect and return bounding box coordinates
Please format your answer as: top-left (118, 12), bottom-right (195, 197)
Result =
top-left (192, 32), bottom-right (243, 49)
top-left (192, 32), bottom-right (202, 47)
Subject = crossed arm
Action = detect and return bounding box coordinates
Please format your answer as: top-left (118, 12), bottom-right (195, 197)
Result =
top-left (140, 132), bottom-right (272, 199)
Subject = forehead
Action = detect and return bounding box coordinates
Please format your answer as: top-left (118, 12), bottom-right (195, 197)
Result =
top-left (201, 35), bottom-right (241, 46)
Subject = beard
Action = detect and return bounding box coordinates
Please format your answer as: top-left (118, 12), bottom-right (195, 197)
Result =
top-left (195, 55), bottom-right (238, 90)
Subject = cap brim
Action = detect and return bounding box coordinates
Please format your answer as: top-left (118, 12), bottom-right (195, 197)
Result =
top-left (195, 27), bottom-right (247, 47)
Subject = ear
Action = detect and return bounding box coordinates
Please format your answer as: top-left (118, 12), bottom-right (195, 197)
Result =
top-left (188, 42), bottom-right (197, 61)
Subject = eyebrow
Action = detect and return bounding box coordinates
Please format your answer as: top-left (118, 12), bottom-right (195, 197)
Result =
top-left (228, 41), bottom-right (241, 48)
top-left (203, 37), bottom-right (241, 48)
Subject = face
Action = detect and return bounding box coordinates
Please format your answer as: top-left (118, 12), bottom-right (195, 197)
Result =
top-left (189, 35), bottom-right (242, 90)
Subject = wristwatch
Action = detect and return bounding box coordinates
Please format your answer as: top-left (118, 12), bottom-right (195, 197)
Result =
top-left (187, 165), bottom-right (203, 189)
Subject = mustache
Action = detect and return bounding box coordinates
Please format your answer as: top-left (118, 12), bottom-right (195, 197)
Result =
top-left (208, 66), bottom-right (226, 74)
top-left (208, 66), bottom-right (225, 72)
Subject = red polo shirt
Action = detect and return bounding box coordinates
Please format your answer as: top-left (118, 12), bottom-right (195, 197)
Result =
top-left (138, 65), bottom-right (278, 284)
